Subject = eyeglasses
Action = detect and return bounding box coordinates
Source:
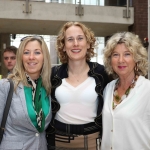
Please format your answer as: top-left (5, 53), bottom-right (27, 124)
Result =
top-left (20, 35), bottom-right (43, 42)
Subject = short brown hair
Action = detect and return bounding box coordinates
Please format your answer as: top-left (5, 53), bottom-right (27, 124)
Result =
top-left (3, 46), bottom-right (17, 55)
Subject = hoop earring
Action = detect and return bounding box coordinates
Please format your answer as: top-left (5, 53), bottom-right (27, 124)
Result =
top-left (134, 63), bottom-right (139, 73)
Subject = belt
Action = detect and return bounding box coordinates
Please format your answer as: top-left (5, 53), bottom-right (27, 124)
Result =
top-left (54, 119), bottom-right (100, 135)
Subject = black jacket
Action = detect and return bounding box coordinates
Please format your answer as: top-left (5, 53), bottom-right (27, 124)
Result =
top-left (46, 61), bottom-right (109, 135)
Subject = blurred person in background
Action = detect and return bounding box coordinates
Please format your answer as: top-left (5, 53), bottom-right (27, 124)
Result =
top-left (3, 46), bottom-right (17, 75)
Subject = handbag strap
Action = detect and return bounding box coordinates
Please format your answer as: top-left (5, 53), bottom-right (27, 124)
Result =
top-left (0, 79), bottom-right (14, 130)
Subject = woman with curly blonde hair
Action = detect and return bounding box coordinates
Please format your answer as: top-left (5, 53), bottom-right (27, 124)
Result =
top-left (101, 32), bottom-right (150, 150)
top-left (46, 21), bottom-right (109, 150)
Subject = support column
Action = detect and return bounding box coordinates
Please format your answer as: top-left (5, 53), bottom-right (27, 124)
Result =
top-left (0, 33), bottom-right (10, 77)
top-left (50, 36), bottom-right (59, 66)
top-left (129, 0), bottom-right (148, 42)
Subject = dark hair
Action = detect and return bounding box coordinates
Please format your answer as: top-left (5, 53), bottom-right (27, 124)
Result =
top-left (3, 46), bottom-right (17, 55)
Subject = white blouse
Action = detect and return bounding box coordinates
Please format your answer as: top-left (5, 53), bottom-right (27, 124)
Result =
top-left (101, 76), bottom-right (150, 150)
top-left (55, 77), bottom-right (98, 124)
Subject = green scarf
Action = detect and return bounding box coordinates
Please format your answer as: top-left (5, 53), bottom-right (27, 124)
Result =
top-left (25, 74), bottom-right (45, 132)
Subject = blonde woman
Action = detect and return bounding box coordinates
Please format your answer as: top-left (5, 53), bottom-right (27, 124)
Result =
top-left (0, 36), bottom-right (52, 150)
top-left (101, 32), bottom-right (150, 150)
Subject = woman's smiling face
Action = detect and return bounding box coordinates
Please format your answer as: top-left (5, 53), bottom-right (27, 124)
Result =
top-left (111, 43), bottom-right (136, 78)
top-left (64, 25), bottom-right (90, 62)
top-left (22, 40), bottom-right (44, 80)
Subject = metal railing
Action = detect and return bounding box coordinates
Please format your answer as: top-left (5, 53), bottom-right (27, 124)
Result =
top-left (8, 0), bottom-right (103, 5)
top-left (6, 0), bottom-right (133, 7)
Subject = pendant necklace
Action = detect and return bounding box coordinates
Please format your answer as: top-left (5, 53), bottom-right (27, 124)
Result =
top-left (113, 75), bottom-right (138, 109)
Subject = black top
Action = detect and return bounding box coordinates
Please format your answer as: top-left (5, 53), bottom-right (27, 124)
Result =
top-left (46, 61), bottom-right (109, 135)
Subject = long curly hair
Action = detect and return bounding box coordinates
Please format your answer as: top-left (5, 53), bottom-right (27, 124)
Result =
top-left (56, 21), bottom-right (96, 63)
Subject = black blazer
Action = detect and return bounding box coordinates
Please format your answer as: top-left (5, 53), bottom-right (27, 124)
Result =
top-left (47, 61), bottom-right (109, 135)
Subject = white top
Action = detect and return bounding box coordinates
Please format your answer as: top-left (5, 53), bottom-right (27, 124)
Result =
top-left (55, 77), bottom-right (98, 124)
top-left (101, 76), bottom-right (150, 150)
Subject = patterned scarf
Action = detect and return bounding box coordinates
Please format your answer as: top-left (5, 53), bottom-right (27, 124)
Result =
top-left (26, 73), bottom-right (45, 132)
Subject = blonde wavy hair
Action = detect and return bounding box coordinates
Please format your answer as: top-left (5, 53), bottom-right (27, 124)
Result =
top-left (103, 32), bottom-right (148, 78)
top-left (56, 21), bottom-right (96, 63)
top-left (8, 37), bottom-right (51, 95)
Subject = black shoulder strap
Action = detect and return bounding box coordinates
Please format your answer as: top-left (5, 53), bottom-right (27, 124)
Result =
top-left (0, 79), bottom-right (14, 143)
